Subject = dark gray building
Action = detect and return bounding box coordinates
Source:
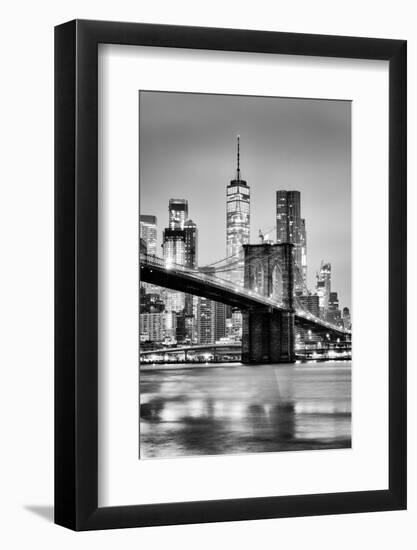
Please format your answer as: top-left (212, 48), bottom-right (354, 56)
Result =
top-left (184, 219), bottom-right (198, 269)
top-left (343, 306), bottom-right (351, 330)
top-left (276, 190), bottom-right (307, 290)
top-left (327, 291), bottom-right (342, 326)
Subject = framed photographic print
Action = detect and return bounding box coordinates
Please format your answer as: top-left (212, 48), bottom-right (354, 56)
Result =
top-left (55, 20), bottom-right (407, 530)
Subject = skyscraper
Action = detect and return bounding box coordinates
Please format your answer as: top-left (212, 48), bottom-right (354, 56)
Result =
top-left (225, 136), bottom-right (250, 342)
top-left (343, 307), bottom-right (351, 330)
top-left (162, 200), bottom-right (200, 335)
top-left (163, 201), bottom-right (189, 317)
top-left (162, 230), bottom-right (185, 315)
top-left (163, 199), bottom-right (190, 267)
top-left (276, 191), bottom-right (307, 291)
top-left (162, 228), bottom-right (185, 267)
top-left (184, 219), bottom-right (198, 269)
top-left (276, 191), bottom-right (300, 243)
top-left (139, 215), bottom-right (157, 256)
top-left (197, 297), bottom-right (216, 345)
top-left (226, 136), bottom-right (250, 287)
top-left (214, 302), bottom-right (227, 341)
top-left (140, 285), bottom-right (165, 314)
top-left (169, 199), bottom-right (188, 230)
top-left (139, 215), bottom-right (159, 295)
top-left (183, 218), bottom-right (198, 326)
top-left (316, 261), bottom-right (331, 319)
top-left (300, 218), bottom-right (307, 284)
top-left (327, 291), bottom-right (342, 326)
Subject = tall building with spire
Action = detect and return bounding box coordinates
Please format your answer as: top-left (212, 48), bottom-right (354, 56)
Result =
top-left (225, 136), bottom-right (250, 342)
top-left (226, 136), bottom-right (250, 287)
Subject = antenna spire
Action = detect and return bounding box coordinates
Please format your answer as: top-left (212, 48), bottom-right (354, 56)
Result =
top-left (236, 135), bottom-right (241, 181)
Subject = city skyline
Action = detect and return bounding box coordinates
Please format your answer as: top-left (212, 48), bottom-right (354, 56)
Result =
top-left (139, 91), bottom-right (351, 310)
top-left (139, 91), bottom-right (352, 460)
top-left (140, 184), bottom-right (350, 346)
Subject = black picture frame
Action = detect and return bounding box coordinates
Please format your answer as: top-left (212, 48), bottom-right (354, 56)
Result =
top-left (55, 19), bottom-right (407, 531)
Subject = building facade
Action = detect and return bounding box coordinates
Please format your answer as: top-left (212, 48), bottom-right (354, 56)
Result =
top-left (316, 261), bottom-right (331, 319)
top-left (139, 215), bottom-right (160, 295)
top-left (343, 307), bottom-right (351, 330)
top-left (162, 228), bottom-right (185, 268)
top-left (139, 214), bottom-right (157, 256)
top-left (327, 291), bottom-right (343, 327)
top-left (197, 297), bottom-right (216, 344)
top-left (300, 218), bottom-right (307, 285)
top-left (184, 219), bottom-right (198, 268)
top-left (140, 312), bottom-right (177, 343)
top-left (276, 190), bottom-right (307, 291)
top-left (168, 199), bottom-right (188, 230)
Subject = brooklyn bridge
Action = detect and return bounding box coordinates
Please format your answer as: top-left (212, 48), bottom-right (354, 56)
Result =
top-left (140, 242), bottom-right (351, 364)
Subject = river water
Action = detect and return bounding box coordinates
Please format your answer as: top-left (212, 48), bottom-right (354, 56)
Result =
top-left (140, 361), bottom-right (351, 459)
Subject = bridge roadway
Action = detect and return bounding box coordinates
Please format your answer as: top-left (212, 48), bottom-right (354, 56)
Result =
top-left (140, 342), bottom-right (242, 356)
top-left (140, 254), bottom-right (350, 339)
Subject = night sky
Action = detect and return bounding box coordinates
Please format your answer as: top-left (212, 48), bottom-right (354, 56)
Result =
top-left (139, 91), bottom-right (351, 310)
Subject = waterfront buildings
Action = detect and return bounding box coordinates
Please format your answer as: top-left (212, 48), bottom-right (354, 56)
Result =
top-left (140, 312), bottom-right (177, 343)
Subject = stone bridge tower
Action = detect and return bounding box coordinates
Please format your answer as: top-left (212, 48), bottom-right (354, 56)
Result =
top-left (241, 243), bottom-right (295, 364)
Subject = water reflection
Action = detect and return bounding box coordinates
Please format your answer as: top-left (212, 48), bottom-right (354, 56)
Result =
top-left (140, 362), bottom-right (351, 458)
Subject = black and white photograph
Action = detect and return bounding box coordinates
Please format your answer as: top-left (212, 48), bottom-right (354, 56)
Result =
top-left (139, 91), bottom-right (352, 459)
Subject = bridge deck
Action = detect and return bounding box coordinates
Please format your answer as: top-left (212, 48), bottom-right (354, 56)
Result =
top-left (140, 254), bottom-right (351, 338)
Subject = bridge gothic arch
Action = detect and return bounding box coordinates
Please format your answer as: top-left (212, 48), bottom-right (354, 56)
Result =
top-left (242, 243), bottom-right (295, 364)
top-left (270, 262), bottom-right (283, 303)
top-left (252, 260), bottom-right (265, 294)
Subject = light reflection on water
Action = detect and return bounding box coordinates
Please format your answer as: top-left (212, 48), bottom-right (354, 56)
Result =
top-left (140, 361), bottom-right (351, 459)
